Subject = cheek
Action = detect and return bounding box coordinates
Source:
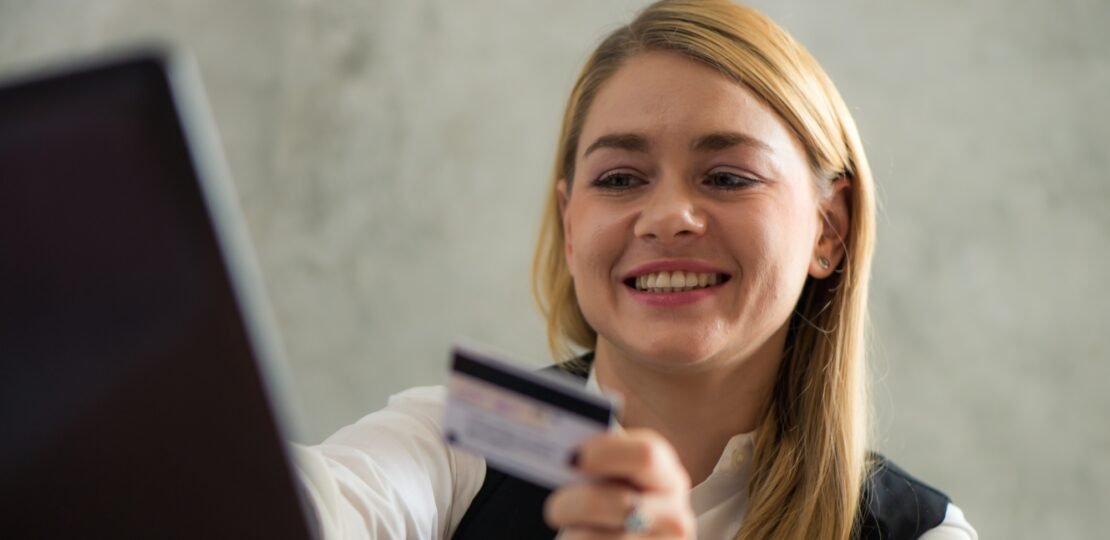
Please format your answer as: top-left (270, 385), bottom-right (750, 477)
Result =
top-left (728, 200), bottom-right (817, 298)
top-left (764, 203), bottom-right (821, 309)
top-left (565, 201), bottom-right (629, 280)
top-left (756, 187), bottom-right (820, 252)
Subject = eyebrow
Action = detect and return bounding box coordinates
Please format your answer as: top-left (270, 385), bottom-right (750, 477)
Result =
top-left (690, 131), bottom-right (774, 153)
top-left (583, 133), bottom-right (652, 157)
top-left (582, 131), bottom-right (774, 158)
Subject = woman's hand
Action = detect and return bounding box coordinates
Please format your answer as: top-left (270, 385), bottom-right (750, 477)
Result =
top-left (543, 429), bottom-right (696, 539)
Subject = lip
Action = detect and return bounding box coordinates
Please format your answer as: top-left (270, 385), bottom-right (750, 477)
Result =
top-left (626, 284), bottom-right (723, 307)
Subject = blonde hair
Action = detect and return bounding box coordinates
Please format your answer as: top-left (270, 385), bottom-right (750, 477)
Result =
top-left (532, 0), bottom-right (875, 538)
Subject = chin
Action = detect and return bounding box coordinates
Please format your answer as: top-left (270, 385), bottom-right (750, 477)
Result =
top-left (623, 339), bottom-right (724, 372)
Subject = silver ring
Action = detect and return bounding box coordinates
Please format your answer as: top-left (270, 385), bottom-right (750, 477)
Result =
top-left (624, 497), bottom-right (651, 533)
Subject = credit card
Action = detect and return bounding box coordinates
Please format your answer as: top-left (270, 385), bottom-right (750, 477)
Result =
top-left (443, 343), bottom-right (618, 489)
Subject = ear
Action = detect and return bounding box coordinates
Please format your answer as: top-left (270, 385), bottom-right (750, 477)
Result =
top-left (809, 176), bottom-right (851, 279)
top-left (556, 179), bottom-right (575, 275)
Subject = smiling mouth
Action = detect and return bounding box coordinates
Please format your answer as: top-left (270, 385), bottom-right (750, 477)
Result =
top-left (623, 270), bottom-right (732, 293)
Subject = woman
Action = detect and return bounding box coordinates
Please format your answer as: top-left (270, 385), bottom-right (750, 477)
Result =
top-left (294, 1), bottom-right (977, 538)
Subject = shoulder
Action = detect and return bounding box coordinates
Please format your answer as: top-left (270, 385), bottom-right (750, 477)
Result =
top-left (919, 503), bottom-right (978, 540)
top-left (864, 453), bottom-right (947, 508)
top-left (858, 454), bottom-right (975, 540)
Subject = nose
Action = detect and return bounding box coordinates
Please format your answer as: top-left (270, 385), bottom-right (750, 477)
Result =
top-left (633, 177), bottom-right (707, 243)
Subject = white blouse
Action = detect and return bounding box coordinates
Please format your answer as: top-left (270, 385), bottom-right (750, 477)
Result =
top-left (292, 377), bottom-right (977, 539)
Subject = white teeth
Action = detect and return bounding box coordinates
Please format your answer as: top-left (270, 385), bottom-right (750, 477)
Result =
top-left (631, 271), bottom-right (725, 292)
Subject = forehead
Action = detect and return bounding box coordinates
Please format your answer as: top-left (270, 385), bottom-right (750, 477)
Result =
top-left (578, 51), bottom-right (806, 165)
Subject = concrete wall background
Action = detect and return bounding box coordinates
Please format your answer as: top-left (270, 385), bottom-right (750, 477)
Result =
top-left (2, 1), bottom-right (1106, 537)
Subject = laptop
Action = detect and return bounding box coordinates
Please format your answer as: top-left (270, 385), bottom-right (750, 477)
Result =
top-left (0, 49), bottom-right (316, 539)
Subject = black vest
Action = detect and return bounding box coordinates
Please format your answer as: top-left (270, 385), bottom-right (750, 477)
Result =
top-left (451, 360), bottom-right (950, 539)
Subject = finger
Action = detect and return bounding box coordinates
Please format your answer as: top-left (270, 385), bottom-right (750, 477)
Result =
top-left (544, 482), bottom-right (636, 531)
top-left (574, 430), bottom-right (691, 492)
top-left (545, 484), bottom-right (696, 538)
top-left (557, 530), bottom-right (642, 540)
top-left (624, 491), bottom-right (697, 538)
top-left (558, 519), bottom-right (693, 540)
top-left (556, 530), bottom-right (633, 540)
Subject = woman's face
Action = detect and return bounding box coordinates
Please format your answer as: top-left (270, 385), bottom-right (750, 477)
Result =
top-left (561, 51), bottom-right (838, 371)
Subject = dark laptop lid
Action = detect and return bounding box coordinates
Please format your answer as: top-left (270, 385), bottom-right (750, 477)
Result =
top-left (0, 50), bottom-right (313, 539)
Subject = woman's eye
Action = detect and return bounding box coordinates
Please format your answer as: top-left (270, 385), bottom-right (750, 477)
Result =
top-left (705, 171), bottom-right (758, 189)
top-left (591, 173), bottom-right (643, 190)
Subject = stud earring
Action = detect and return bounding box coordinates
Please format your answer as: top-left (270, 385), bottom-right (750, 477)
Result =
top-left (818, 256), bottom-right (831, 270)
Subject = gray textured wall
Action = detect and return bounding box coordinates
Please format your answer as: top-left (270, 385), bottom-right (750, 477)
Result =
top-left (2, 1), bottom-right (1107, 538)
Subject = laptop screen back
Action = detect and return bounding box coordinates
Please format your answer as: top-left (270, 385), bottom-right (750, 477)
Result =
top-left (0, 54), bottom-right (312, 539)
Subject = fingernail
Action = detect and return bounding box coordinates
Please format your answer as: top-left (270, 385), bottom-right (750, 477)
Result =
top-left (568, 450), bottom-right (580, 467)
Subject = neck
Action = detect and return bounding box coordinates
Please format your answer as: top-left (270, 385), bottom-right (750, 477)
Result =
top-left (592, 328), bottom-right (786, 485)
